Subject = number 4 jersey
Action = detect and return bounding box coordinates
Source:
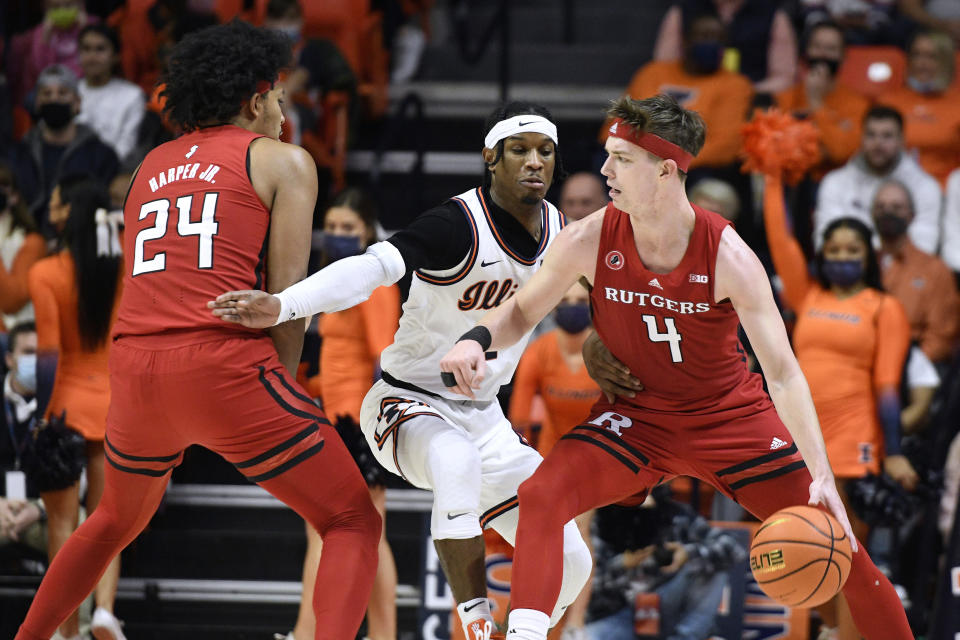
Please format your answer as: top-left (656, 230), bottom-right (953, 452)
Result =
top-left (589, 203), bottom-right (772, 415)
top-left (115, 125), bottom-right (268, 338)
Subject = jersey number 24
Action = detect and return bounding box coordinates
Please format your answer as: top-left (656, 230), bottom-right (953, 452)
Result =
top-left (132, 194), bottom-right (219, 276)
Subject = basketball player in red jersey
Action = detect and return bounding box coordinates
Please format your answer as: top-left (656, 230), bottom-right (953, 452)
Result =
top-left (15, 21), bottom-right (380, 640)
top-left (440, 95), bottom-right (913, 640)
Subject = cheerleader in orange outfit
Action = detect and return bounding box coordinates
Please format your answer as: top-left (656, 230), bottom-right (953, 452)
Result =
top-left (287, 188), bottom-right (401, 640)
top-left (510, 283), bottom-right (601, 638)
top-left (763, 172), bottom-right (916, 640)
top-left (28, 176), bottom-right (125, 640)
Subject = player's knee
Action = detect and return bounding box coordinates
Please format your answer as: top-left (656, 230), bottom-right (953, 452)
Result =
top-left (517, 472), bottom-right (574, 526)
top-left (425, 432), bottom-right (480, 487)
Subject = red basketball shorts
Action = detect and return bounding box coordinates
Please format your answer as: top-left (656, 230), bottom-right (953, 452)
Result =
top-left (562, 401), bottom-right (810, 509)
top-left (105, 330), bottom-right (329, 482)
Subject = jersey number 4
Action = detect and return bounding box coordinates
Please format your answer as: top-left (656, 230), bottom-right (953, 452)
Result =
top-left (132, 194), bottom-right (220, 276)
top-left (641, 315), bottom-right (683, 363)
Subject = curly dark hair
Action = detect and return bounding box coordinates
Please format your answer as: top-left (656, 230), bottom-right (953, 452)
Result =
top-left (160, 20), bottom-right (292, 131)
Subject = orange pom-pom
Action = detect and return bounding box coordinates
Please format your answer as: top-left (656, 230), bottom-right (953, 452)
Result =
top-left (741, 109), bottom-right (821, 185)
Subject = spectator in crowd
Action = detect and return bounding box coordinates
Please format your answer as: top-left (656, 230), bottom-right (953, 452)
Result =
top-left (776, 20), bottom-right (870, 175)
top-left (814, 105), bottom-right (941, 254)
top-left (7, 64), bottom-right (118, 236)
top-left (941, 428), bottom-right (960, 544)
top-left (797, 0), bottom-right (906, 46)
top-left (942, 167), bottom-right (960, 273)
top-left (510, 283), bottom-right (601, 639)
top-left (901, 345), bottom-right (940, 434)
top-left (764, 174), bottom-right (917, 640)
top-left (897, 0), bottom-right (960, 44)
top-left (688, 177), bottom-right (740, 222)
top-left (559, 172), bottom-right (606, 222)
top-left (7, 0), bottom-right (97, 105)
top-left (879, 29), bottom-right (960, 187)
top-left (618, 13), bottom-right (753, 171)
top-left (76, 24), bottom-right (145, 166)
top-left (871, 179), bottom-right (959, 364)
top-left (652, 0), bottom-right (797, 94)
top-left (28, 176), bottom-right (125, 640)
top-left (284, 188), bottom-right (399, 640)
top-left (583, 487), bottom-right (745, 640)
top-left (0, 322), bottom-right (45, 562)
top-left (0, 162), bottom-right (46, 330)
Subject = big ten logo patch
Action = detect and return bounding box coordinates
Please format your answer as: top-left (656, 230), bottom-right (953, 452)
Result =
top-left (750, 549), bottom-right (786, 576)
top-left (458, 279), bottom-right (518, 311)
top-left (589, 411), bottom-right (633, 436)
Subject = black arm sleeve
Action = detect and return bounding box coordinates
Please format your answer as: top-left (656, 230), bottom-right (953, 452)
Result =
top-left (386, 200), bottom-right (473, 273)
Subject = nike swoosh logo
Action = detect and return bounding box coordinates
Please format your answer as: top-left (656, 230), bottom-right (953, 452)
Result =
top-left (517, 121), bottom-right (534, 126)
top-left (463, 600), bottom-right (484, 612)
top-left (447, 512), bottom-right (471, 520)
top-left (480, 260), bottom-right (500, 267)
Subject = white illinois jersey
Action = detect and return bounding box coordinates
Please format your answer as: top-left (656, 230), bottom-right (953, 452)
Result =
top-left (380, 187), bottom-right (566, 402)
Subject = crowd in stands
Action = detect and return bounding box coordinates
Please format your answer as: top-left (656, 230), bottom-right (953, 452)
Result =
top-left (1, 1), bottom-right (959, 639)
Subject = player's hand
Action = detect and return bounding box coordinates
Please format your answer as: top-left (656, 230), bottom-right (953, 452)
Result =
top-left (807, 474), bottom-right (858, 552)
top-left (884, 454), bottom-right (919, 492)
top-left (439, 340), bottom-right (486, 399)
top-left (208, 290), bottom-right (281, 328)
top-left (582, 331), bottom-right (643, 402)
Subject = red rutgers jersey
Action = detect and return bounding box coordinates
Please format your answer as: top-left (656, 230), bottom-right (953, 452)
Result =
top-left (589, 203), bottom-right (771, 415)
top-left (114, 125), bottom-right (269, 338)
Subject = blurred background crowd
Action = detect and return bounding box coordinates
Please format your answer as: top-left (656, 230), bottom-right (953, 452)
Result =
top-left (1, 0), bottom-right (960, 639)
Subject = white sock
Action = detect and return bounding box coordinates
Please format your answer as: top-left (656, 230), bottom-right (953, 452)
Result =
top-left (458, 597), bottom-right (493, 634)
top-left (505, 608), bottom-right (550, 640)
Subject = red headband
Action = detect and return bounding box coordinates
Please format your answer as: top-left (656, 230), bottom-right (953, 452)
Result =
top-left (607, 118), bottom-right (693, 172)
top-left (254, 70), bottom-right (289, 95)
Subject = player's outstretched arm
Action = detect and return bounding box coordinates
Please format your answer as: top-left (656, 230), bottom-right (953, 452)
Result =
top-left (439, 216), bottom-right (599, 398)
top-left (714, 227), bottom-right (858, 551)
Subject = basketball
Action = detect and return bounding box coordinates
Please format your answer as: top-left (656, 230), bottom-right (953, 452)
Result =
top-left (750, 506), bottom-right (853, 608)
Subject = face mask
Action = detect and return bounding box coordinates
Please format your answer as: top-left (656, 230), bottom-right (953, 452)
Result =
top-left (47, 7), bottom-right (79, 29)
top-left (323, 234), bottom-right (363, 262)
top-left (14, 353), bottom-right (36, 394)
top-left (37, 102), bottom-right (74, 130)
top-left (689, 42), bottom-right (722, 74)
top-left (805, 56), bottom-right (840, 76)
top-left (907, 76), bottom-right (944, 94)
top-left (874, 212), bottom-right (909, 239)
top-left (555, 303), bottom-right (591, 334)
top-left (274, 25), bottom-right (301, 41)
top-left (821, 259), bottom-right (864, 287)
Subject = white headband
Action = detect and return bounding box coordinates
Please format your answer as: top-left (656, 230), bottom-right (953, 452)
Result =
top-left (484, 114), bottom-right (558, 150)
top-left (95, 208), bottom-right (124, 258)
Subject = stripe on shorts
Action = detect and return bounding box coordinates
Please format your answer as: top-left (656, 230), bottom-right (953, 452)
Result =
top-left (104, 450), bottom-right (177, 477)
top-left (560, 433), bottom-right (642, 474)
top-left (480, 495), bottom-right (519, 529)
top-left (728, 459), bottom-right (807, 490)
top-left (716, 443), bottom-right (799, 477)
top-left (103, 436), bottom-right (182, 477)
top-left (570, 425), bottom-right (650, 465)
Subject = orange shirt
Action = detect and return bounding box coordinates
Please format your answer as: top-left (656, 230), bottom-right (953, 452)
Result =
top-left (881, 241), bottom-right (960, 363)
top-left (615, 60), bottom-right (753, 169)
top-left (28, 252), bottom-right (122, 440)
top-left (763, 176), bottom-right (910, 477)
top-left (775, 83), bottom-right (869, 172)
top-left (317, 284), bottom-right (400, 421)
top-left (509, 330), bottom-right (602, 457)
top-left (879, 86), bottom-right (960, 187)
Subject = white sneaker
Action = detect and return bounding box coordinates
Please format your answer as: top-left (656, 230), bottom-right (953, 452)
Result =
top-left (91, 607), bottom-right (126, 640)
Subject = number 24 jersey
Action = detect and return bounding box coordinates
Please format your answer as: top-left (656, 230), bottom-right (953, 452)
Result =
top-left (114, 125), bottom-right (269, 338)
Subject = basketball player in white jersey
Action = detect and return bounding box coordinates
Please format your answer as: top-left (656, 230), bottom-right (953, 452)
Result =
top-left (209, 102), bottom-right (592, 640)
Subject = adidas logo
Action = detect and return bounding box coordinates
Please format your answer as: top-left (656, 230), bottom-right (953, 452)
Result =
top-left (770, 437), bottom-right (788, 450)
top-left (648, 278), bottom-right (663, 290)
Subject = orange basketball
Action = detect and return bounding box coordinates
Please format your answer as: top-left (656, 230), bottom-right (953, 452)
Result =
top-left (750, 506), bottom-right (853, 608)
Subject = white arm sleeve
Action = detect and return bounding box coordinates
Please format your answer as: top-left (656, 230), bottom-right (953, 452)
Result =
top-left (273, 241), bottom-right (406, 325)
